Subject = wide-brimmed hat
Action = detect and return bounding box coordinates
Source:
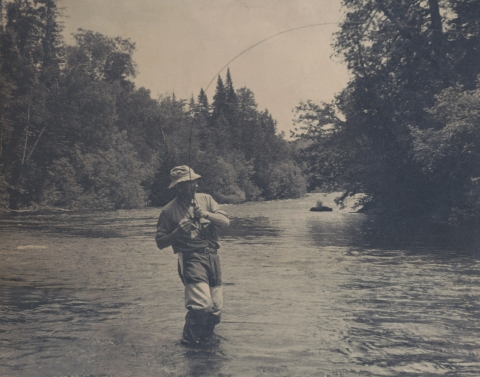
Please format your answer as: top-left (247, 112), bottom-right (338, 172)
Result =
top-left (168, 165), bottom-right (201, 189)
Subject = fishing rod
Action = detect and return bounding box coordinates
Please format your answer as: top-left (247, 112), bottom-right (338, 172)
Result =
top-left (186, 115), bottom-right (206, 238)
top-left (184, 22), bottom-right (355, 219)
top-left (203, 21), bottom-right (364, 92)
top-left (184, 14), bottom-right (438, 208)
top-left (202, 17), bottom-right (465, 93)
top-left (186, 23), bottom-right (353, 216)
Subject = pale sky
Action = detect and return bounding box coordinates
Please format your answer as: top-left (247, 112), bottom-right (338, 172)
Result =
top-left (58, 0), bottom-right (350, 136)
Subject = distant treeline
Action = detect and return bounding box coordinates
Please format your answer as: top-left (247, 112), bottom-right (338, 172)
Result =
top-left (293, 0), bottom-right (480, 224)
top-left (0, 0), bottom-right (306, 211)
top-left (4, 0), bottom-right (479, 224)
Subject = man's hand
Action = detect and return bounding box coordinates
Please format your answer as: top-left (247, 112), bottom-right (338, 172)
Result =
top-left (193, 205), bottom-right (208, 219)
top-left (178, 218), bottom-right (196, 233)
top-left (194, 205), bottom-right (230, 227)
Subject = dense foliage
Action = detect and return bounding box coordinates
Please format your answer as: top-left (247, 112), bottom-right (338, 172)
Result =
top-left (0, 0), bottom-right (306, 211)
top-left (294, 0), bottom-right (480, 223)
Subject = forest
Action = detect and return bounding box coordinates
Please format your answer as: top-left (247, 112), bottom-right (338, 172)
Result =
top-left (293, 0), bottom-right (480, 224)
top-left (1, 0), bottom-right (480, 225)
top-left (0, 0), bottom-right (306, 211)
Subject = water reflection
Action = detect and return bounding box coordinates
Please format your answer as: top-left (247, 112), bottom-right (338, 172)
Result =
top-left (220, 217), bottom-right (281, 243)
top-left (0, 210), bottom-right (157, 238)
top-left (154, 340), bottom-right (229, 377)
top-left (1, 194), bottom-right (479, 376)
top-left (307, 212), bottom-right (480, 259)
top-left (184, 347), bottom-right (228, 377)
top-left (310, 212), bottom-right (480, 376)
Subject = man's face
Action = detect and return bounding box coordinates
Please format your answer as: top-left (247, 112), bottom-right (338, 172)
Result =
top-left (176, 180), bottom-right (199, 201)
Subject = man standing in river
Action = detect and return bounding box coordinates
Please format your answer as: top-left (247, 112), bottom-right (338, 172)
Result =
top-left (155, 165), bottom-right (230, 346)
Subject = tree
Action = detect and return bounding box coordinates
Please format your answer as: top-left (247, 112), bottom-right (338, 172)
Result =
top-left (265, 161), bottom-right (307, 200)
top-left (447, 0), bottom-right (480, 89)
top-left (295, 0), bottom-right (480, 220)
top-left (211, 75), bottom-right (226, 119)
top-left (0, 11), bottom-right (306, 210)
top-left (224, 68), bottom-right (241, 147)
top-left (1, 0), bottom-right (64, 207)
top-left (44, 131), bottom-right (153, 209)
top-left (410, 83), bottom-right (480, 222)
top-left (195, 88), bottom-right (210, 148)
top-left (68, 29), bottom-right (136, 84)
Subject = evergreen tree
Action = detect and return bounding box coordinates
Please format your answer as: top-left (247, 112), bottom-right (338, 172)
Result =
top-left (224, 68), bottom-right (240, 148)
top-left (209, 75), bottom-right (231, 153)
top-left (195, 88), bottom-right (210, 148)
top-left (197, 88), bottom-right (209, 117)
top-left (211, 75), bottom-right (226, 120)
top-left (225, 68), bottom-right (236, 104)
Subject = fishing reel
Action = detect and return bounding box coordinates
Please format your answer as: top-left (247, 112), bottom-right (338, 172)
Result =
top-left (190, 200), bottom-right (207, 240)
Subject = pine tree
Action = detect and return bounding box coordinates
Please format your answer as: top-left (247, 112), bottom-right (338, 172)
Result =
top-left (195, 88), bottom-right (210, 148)
top-left (225, 68), bottom-right (236, 104)
top-left (211, 75), bottom-right (226, 120)
top-left (209, 75), bottom-right (231, 153)
top-left (197, 88), bottom-right (209, 118)
top-left (224, 68), bottom-right (240, 149)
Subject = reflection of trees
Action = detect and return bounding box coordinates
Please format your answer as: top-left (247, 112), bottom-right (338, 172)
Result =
top-left (306, 213), bottom-right (478, 258)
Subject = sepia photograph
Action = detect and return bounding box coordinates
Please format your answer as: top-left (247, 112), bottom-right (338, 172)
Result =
top-left (0, 0), bottom-right (479, 376)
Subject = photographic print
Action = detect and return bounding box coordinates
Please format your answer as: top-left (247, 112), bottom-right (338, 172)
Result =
top-left (1, 1), bottom-right (479, 376)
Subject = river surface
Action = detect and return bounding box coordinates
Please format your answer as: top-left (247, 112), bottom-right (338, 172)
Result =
top-left (0, 193), bottom-right (479, 377)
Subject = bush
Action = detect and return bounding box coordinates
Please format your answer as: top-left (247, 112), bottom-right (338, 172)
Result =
top-left (42, 157), bottom-right (84, 209)
top-left (42, 131), bottom-right (156, 209)
top-left (411, 84), bottom-right (480, 222)
top-left (183, 151), bottom-right (261, 204)
top-left (265, 162), bottom-right (307, 200)
top-left (199, 156), bottom-right (246, 204)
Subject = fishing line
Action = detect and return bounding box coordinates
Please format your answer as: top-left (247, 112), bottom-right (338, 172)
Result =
top-left (188, 13), bottom-right (466, 200)
top-left (203, 19), bottom-right (468, 92)
top-left (186, 106), bottom-right (203, 237)
top-left (204, 22), bottom-right (351, 92)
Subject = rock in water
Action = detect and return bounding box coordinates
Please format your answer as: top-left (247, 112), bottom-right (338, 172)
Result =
top-left (310, 206), bottom-right (333, 212)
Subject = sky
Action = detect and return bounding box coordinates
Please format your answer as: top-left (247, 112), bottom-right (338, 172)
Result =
top-left (58, 0), bottom-right (351, 137)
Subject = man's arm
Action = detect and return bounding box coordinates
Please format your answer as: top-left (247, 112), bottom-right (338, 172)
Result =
top-left (193, 205), bottom-right (230, 227)
top-left (156, 226), bottom-right (180, 250)
top-left (156, 215), bottom-right (195, 249)
top-left (204, 210), bottom-right (230, 227)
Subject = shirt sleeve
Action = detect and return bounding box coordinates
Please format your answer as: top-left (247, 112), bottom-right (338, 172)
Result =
top-left (207, 195), bottom-right (228, 217)
top-left (155, 210), bottom-right (173, 249)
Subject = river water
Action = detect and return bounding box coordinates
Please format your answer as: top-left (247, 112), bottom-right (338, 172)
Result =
top-left (0, 193), bottom-right (479, 377)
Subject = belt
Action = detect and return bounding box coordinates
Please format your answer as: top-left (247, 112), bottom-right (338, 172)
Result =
top-left (182, 246), bottom-right (218, 255)
top-left (201, 247), bottom-right (218, 254)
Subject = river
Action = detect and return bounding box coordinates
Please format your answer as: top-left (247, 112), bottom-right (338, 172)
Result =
top-left (0, 193), bottom-right (479, 377)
